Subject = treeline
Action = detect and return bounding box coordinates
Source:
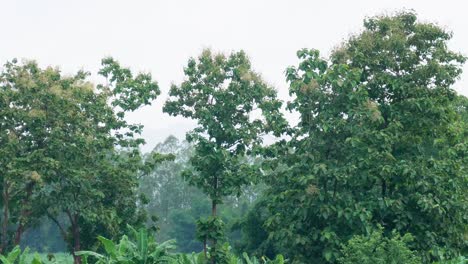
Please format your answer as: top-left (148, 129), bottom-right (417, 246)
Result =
top-left (0, 11), bottom-right (467, 264)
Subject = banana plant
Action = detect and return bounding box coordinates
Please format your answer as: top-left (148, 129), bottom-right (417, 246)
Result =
top-left (264, 255), bottom-right (285, 264)
top-left (0, 246), bottom-right (43, 264)
top-left (170, 252), bottom-right (206, 264)
top-left (77, 225), bottom-right (176, 264)
top-left (171, 252), bottom-right (285, 264)
top-left (242, 253), bottom-right (285, 264)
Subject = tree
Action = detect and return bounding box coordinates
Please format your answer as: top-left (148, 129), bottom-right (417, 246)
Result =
top-left (163, 49), bottom-right (286, 263)
top-left (263, 11), bottom-right (467, 263)
top-left (0, 60), bottom-right (73, 252)
top-left (140, 136), bottom-right (264, 253)
top-left (41, 58), bottom-right (160, 264)
top-left (0, 58), bottom-right (160, 264)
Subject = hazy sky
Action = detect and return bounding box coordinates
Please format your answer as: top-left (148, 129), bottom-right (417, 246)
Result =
top-left (1, 0), bottom-right (467, 152)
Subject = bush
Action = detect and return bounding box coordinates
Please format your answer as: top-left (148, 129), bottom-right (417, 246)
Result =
top-left (339, 227), bottom-right (421, 264)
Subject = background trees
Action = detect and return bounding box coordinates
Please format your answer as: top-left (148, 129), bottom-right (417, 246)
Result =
top-left (138, 135), bottom-right (266, 254)
top-left (1, 10), bottom-right (467, 264)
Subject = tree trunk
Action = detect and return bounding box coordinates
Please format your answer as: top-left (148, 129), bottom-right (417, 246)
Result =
top-left (211, 199), bottom-right (217, 264)
top-left (72, 223), bottom-right (81, 264)
top-left (211, 199), bottom-right (217, 217)
top-left (67, 211), bottom-right (81, 264)
top-left (13, 224), bottom-right (24, 246)
top-left (203, 238), bottom-right (207, 259)
top-left (14, 182), bottom-right (34, 245)
top-left (1, 180), bottom-right (9, 253)
top-left (72, 216), bottom-right (81, 264)
top-left (211, 172), bottom-right (220, 264)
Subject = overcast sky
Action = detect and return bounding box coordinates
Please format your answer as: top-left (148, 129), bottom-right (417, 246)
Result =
top-left (1, 0), bottom-right (467, 152)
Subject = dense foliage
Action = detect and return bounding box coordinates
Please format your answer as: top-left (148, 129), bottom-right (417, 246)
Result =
top-left (0, 10), bottom-right (466, 264)
top-left (0, 58), bottom-right (161, 263)
top-left (338, 227), bottom-right (421, 264)
top-left (163, 49), bottom-right (286, 262)
top-left (259, 11), bottom-right (467, 263)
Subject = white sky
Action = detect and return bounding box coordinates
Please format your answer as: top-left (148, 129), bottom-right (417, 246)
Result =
top-left (1, 0), bottom-right (467, 152)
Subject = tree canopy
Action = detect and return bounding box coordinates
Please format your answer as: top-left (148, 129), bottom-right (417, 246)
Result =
top-left (261, 11), bottom-right (467, 263)
top-left (164, 49), bottom-right (286, 262)
top-left (0, 58), bottom-right (161, 263)
top-left (1, 10), bottom-right (467, 264)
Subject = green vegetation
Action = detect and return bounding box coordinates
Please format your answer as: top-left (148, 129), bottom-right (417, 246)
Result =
top-left (338, 227), bottom-right (421, 264)
top-left (259, 11), bottom-right (467, 263)
top-left (163, 49), bottom-right (286, 262)
top-left (0, 246), bottom-right (72, 264)
top-left (0, 11), bottom-right (466, 264)
top-left (23, 252), bottom-right (73, 264)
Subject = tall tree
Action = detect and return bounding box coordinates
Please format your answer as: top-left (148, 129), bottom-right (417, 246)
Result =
top-left (0, 60), bottom-right (71, 252)
top-left (164, 49), bottom-right (286, 263)
top-left (0, 58), bottom-right (160, 263)
top-left (43, 58), bottom-right (160, 264)
top-left (263, 12), bottom-right (467, 263)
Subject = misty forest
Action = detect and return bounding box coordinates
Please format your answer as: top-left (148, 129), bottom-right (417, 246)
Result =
top-left (0, 11), bottom-right (467, 264)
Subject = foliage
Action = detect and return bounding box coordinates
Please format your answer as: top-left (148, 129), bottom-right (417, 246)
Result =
top-left (23, 252), bottom-right (73, 264)
top-left (163, 49), bottom-right (285, 205)
top-left (233, 199), bottom-right (278, 259)
top-left (139, 136), bottom-right (203, 241)
top-left (165, 201), bottom-right (210, 253)
top-left (0, 58), bottom-right (161, 263)
top-left (338, 227), bottom-right (421, 264)
top-left (241, 252), bottom-right (285, 264)
top-left (1, 9), bottom-right (467, 264)
top-left (139, 136), bottom-right (260, 253)
top-left (77, 226), bottom-right (176, 264)
top-left (140, 136), bottom-right (193, 221)
top-left (262, 11), bottom-right (467, 263)
top-left (196, 217), bottom-right (225, 250)
top-left (0, 59), bottom-right (65, 252)
top-left (76, 226), bottom-right (285, 264)
top-left (0, 246), bottom-right (44, 264)
top-left (163, 49), bottom-right (286, 262)
top-left (171, 252), bottom-right (206, 264)
top-left (170, 246), bottom-right (285, 264)
top-left (433, 256), bottom-right (467, 264)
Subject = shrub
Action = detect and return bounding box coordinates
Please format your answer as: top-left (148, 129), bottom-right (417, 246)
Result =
top-left (338, 228), bottom-right (421, 264)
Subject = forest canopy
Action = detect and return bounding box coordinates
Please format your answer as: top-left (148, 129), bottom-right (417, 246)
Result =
top-left (0, 11), bottom-right (466, 264)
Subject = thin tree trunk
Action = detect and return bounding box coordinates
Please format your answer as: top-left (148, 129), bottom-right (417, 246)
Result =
top-left (14, 182), bottom-right (34, 245)
top-left (1, 180), bottom-right (10, 253)
top-left (66, 211), bottom-right (81, 264)
top-left (13, 224), bottom-right (24, 246)
top-left (211, 199), bottom-right (217, 264)
top-left (72, 220), bottom-right (81, 264)
top-left (211, 174), bottom-right (218, 264)
top-left (203, 238), bottom-right (207, 259)
top-left (211, 199), bottom-right (217, 217)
